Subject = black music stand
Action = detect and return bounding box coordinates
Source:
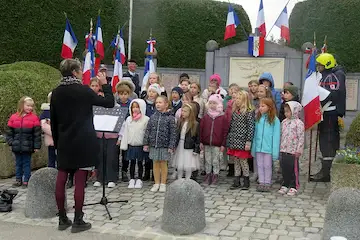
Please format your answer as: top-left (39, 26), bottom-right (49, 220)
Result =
top-left (83, 106), bottom-right (128, 220)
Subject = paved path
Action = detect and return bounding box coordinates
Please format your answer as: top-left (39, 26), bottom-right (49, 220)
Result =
top-left (0, 131), bottom-right (331, 240)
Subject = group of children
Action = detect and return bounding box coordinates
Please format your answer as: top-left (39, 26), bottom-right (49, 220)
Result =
top-left (6, 70), bottom-right (305, 196)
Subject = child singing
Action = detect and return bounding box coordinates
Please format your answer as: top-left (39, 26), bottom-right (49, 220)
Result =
top-left (173, 104), bottom-right (200, 180)
top-left (278, 101), bottom-right (304, 196)
top-left (252, 98), bottom-right (281, 192)
top-left (200, 94), bottom-right (228, 185)
top-left (190, 82), bottom-right (205, 119)
top-left (6, 97), bottom-right (42, 187)
top-left (227, 91), bottom-right (255, 190)
top-left (121, 99), bottom-right (150, 189)
top-left (143, 96), bottom-right (177, 192)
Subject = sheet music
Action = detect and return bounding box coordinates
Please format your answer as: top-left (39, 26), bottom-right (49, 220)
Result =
top-left (318, 86), bottom-right (330, 101)
top-left (93, 115), bottom-right (118, 132)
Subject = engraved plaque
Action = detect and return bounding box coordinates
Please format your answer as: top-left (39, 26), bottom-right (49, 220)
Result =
top-left (346, 79), bottom-right (358, 111)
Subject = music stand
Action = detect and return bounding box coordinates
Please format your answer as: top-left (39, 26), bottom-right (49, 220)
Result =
top-left (83, 106), bottom-right (128, 220)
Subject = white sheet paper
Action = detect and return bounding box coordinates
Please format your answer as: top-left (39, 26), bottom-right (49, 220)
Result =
top-left (93, 115), bottom-right (118, 132)
top-left (318, 86), bottom-right (330, 101)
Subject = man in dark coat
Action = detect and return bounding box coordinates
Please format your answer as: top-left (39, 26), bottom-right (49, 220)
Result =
top-left (310, 53), bottom-right (346, 182)
top-left (123, 59), bottom-right (141, 96)
top-left (50, 59), bottom-right (114, 233)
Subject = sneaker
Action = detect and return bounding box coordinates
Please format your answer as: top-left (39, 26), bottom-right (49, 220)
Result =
top-left (150, 184), bottom-right (160, 192)
top-left (107, 182), bottom-right (116, 188)
top-left (287, 188), bottom-right (298, 196)
top-left (159, 184), bottom-right (166, 192)
top-left (134, 179), bottom-right (143, 189)
top-left (128, 179), bottom-right (136, 189)
top-left (12, 180), bottom-right (22, 187)
top-left (256, 184), bottom-right (264, 192)
top-left (22, 182), bottom-right (28, 188)
top-left (278, 186), bottom-right (289, 194)
top-left (93, 181), bottom-right (101, 187)
top-left (263, 184), bottom-right (271, 192)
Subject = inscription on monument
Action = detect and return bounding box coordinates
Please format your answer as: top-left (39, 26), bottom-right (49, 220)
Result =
top-left (346, 79), bottom-right (358, 111)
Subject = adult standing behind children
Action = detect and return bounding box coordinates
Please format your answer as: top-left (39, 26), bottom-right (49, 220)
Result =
top-left (123, 59), bottom-right (141, 96)
top-left (51, 59), bottom-right (114, 233)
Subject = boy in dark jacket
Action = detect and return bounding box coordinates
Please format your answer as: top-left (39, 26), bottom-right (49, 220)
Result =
top-left (279, 85), bottom-right (300, 122)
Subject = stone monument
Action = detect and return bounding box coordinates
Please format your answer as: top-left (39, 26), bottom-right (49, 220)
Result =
top-left (323, 188), bottom-right (360, 240)
top-left (25, 167), bottom-right (59, 218)
top-left (161, 179), bottom-right (206, 235)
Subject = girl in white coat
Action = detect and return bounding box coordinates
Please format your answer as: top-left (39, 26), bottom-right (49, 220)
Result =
top-left (120, 99), bottom-right (150, 189)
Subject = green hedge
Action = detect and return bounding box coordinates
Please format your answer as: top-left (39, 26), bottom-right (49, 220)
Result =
top-left (0, 0), bottom-right (251, 69)
top-left (0, 62), bottom-right (60, 133)
top-left (289, 0), bottom-right (360, 72)
top-left (346, 113), bottom-right (360, 147)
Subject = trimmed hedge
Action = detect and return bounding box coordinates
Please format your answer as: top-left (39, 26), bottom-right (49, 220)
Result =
top-left (0, 62), bottom-right (60, 133)
top-left (346, 113), bottom-right (360, 147)
top-left (0, 0), bottom-right (251, 69)
top-left (289, 0), bottom-right (360, 72)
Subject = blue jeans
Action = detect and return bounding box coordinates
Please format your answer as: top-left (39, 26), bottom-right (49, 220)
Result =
top-left (15, 153), bottom-right (32, 182)
top-left (48, 146), bottom-right (57, 168)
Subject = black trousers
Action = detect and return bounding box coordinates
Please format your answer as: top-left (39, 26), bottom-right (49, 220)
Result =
top-left (280, 153), bottom-right (299, 189)
top-left (130, 160), bottom-right (144, 179)
top-left (121, 150), bottom-right (128, 172)
top-left (318, 113), bottom-right (340, 159)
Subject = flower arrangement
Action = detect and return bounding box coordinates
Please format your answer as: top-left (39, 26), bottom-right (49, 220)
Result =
top-left (338, 117), bottom-right (345, 132)
top-left (335, 146), bottom-right (360, 164)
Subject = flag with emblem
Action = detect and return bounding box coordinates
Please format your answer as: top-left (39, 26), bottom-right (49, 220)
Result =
top-left (141, 38), bottom-right (156, 90)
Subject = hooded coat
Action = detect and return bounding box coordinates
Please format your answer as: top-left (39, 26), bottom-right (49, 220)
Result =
top-left (259, 72), bottom-right (282, 112)
top-left (120, 99), bottom-right (150, 151)
top-left (280, 101), bottom-right (305, 155)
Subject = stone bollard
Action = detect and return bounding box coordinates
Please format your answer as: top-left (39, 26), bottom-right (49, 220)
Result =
top-left (25, 167), bottom-right (58, 218)
top-left (323, 188), bottom-right (360, 240)
top-left (161, 179), bottom-right (206, 235)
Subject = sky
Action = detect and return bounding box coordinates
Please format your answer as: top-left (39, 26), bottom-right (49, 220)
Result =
top-left (216, 0), bottom-right (305, 39)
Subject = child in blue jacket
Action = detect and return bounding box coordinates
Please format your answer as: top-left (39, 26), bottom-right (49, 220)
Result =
top-left (259, 72), bottom-right (282, 113)
top-left (251, 98), bottom-right (281, 192)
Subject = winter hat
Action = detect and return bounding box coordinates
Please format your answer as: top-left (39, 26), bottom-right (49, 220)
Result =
top-left (148, 83), bottom-right (162, 95)
top-left (210, 73), bottom-right (222, 86)
top-left (284, 85), bottom-right (299, 97)
top-left (172, 86), bottom-right (183, 98)
top-left (208, 94), bottom-right (224, 112)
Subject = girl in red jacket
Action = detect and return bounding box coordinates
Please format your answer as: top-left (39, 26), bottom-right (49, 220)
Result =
top-left (200, 94), bottom-right (228, 185)
top-left (6, 96), bottom-right (42, 187)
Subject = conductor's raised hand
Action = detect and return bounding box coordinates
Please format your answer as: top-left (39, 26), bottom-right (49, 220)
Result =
top-left (97, 72), bottom-right (107, 85)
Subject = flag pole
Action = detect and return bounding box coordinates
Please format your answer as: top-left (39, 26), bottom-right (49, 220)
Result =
top-left (63, 12), bottom-right (67, 19)
top-left (128, 0), bottom-right (133, 59)
top-left (265, 0), bottom-right (290, 39)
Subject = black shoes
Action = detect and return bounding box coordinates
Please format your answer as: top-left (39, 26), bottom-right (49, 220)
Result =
top-left (242, 177), bottom-right (250, 190)
top-left (230, 176), bottom-right (241, 190)
top-left (121, 171), bottom-right (129, 182)
top-left (71, 211), bottom-right (91, 233)
top-left (58, 210), bottom-right (72, 231)
top-left (227, 164), bottom-right (235, 177)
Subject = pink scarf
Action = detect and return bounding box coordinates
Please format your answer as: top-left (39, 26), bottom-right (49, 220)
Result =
top-left (207, 108), bottom-right (221, 118)
top-left (132, 112), bottom-right (142, 121)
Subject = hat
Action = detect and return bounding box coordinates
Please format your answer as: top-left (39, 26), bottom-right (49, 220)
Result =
top-left (210, 73), bottom-right (222, 85)
top-left (116, 78), bottom-right (135, 93)
top-left (284, 85), bottom-right (299, 97)
top-left (148, 83), bottom-right (162, 95)
top-left (99, 64), bottom-right (108, 71)
top-left (208, 94), bottom-right (224, 112)
top-left (172, 86), bottom-right (183, 98)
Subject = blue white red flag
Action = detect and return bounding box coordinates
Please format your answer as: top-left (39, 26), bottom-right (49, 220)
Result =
top-left (248, 35), bottom-right (265, 57)
top-left (275, 6), bottom-right (290, 43)
top-left (224, 4), bottom-right (240, 40)
top-left (111, 29), bottom-right (127, 92)
top-left (141, 38), bottom-right (156, 90)
top-left (61, 18), bottom-right (78, 59)
top-left (82, 32), bottom-right (95, 85)
top-left (256, 0), bottom-right (266, 37)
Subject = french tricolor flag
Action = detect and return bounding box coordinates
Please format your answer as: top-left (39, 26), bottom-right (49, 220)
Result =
top-left (61, 18), bottom-right (78, 59)
top-left (224, 4), bottom-right (240, 40)
top-left (275, 6), bottom-right (290, 43)
top-left (301, 50), bottom-right (322, 130)
top-left (248, 36), bottom-right (265, 57)
top-left (82, 33), bottom-right (95, 85)
top-left (95, 15), bottom-right (104, 59)
top-left (256, 0), bottom-right (266, 37)
top-left (111, 30), bottom-right (126, 93)
top-left (141, 38), bottom-right (156, 91)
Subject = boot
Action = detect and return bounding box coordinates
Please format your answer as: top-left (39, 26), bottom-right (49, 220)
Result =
top-left (204, 174), bottom-right (211, 185)
top-left (71, 211), bottom-right (91, 233)
top-left (242, 177), bottom-right (250, 190)
top-left (122, 171), bottom-right (129, 182)
top-left (58, 210), bottom-right (72, 231)
top-left (230, 176), bottom-right (241, 190)
top-left (227, 164), bottom-right (234, 177)
top-left (191, 170), bottom-right (198, 182)
top-left (212, 174), bottom-right (219, 185)
top-left (310, 160), bottom-right (332, 182)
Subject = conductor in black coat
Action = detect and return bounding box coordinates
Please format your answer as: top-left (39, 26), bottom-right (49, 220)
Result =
top-left (50, 59), bottom-right (114, 233)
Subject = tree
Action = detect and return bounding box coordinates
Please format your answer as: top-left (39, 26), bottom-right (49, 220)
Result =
top-left (0, 0), bottom-right (251, 69)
